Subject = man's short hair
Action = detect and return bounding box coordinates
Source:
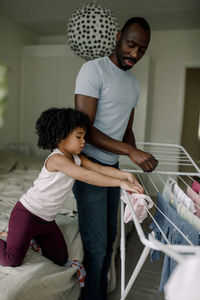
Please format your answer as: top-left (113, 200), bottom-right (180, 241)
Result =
top-left (121, 17), bottom-right (150, 33)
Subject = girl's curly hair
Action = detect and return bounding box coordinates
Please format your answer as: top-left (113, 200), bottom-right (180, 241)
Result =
top-left (35, 107), bottom-right (90, 151)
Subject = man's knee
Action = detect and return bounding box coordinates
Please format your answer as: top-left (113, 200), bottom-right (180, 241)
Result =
top-left (84, 247), bottom-right (106, 270)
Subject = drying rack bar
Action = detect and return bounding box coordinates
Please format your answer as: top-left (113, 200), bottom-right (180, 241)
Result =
top-left (122, 169), bottom-right (200, 176)
top-left (120, 189), bottom-right (200, 300)
top-left (119, 142), bottom-right (200, 300)
top-left (121, 142), bottom-right (200, 176)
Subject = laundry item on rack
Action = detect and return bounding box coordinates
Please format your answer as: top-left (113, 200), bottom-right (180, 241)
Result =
top-left (149, 193), bottom-right (199, 291)
top-left (121, 193), bottom-right (153, 223)
top-left (187, 186), bottom-right (200, 218)
top-left (177, 203), bottom-right (200, 232)
top-left (192, 181), bottom-right (200, 195)
top-left (162, 177), bottom-right (196, 214)
top-left (164, 255), bottom-right (200, 300)
top-left (162, 180), bottom-right (178, 210)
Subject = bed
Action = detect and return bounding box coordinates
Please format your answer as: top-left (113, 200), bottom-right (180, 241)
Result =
top-left (0, 150), bottom-right (133, 299)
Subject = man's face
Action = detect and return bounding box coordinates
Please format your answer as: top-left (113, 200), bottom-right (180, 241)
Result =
top-left (115, 23), bottom-right (150, 71)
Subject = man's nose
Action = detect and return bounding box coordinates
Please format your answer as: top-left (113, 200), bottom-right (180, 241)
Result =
top-left (130, 48), bottom-right (139, 59)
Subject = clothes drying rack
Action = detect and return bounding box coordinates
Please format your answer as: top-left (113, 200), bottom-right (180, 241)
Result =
top-left (120, 142), bottom-right (200, 300)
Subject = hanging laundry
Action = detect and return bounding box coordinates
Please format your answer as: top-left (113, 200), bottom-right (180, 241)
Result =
top-left (187, 186), bottom-right (200, 218)
top-left (162, 179), bottom-right (178, 210)
top-left (162, 177), bottom-right (196, 214)
top-left (177, 203), bottom-right (200, 232)
top-left (121, 193), bottom-right (153, 223)
top-left (192, 181), bottom-right (200, 195)
top-left (149, 192), bottom-right (199, 291)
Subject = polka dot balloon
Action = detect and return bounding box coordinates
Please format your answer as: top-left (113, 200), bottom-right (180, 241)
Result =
top-left (67, 3), bottom-right (119, 60)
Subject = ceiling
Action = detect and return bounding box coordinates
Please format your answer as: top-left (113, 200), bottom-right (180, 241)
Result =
top-left (0, 0), bottom-right (200, 36)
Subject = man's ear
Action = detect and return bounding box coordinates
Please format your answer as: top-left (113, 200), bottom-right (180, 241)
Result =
top-left (116, 31), bottom-right (121, 43)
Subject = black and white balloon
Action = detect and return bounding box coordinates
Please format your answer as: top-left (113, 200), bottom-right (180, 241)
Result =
top-left (67, 3), bottom-right (119, 60)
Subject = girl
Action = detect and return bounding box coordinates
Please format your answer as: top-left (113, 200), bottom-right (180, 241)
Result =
top-left (0, 107), bottom-right (143, 267)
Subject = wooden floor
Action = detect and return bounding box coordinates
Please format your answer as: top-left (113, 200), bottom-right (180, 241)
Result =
top-left (108, 217), bottom-right (165, 300)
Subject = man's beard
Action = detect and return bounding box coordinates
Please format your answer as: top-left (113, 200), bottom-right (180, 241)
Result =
top-left (116, 48), bottom-right (136, 71)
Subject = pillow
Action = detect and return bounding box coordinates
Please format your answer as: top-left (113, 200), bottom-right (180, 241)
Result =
top-left (16, 155), bottom-right (43, 170)
top-left (0, 151), bottom-right (18, 174)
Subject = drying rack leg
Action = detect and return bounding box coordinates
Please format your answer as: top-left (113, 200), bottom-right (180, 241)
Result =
top-left (120, 245), bottom-right (151, 300)
top-left (120, 199), bottom-right (126, 297)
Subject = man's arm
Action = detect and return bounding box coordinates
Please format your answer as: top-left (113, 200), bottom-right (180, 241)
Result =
top-left (75, 94), bottom-right (132, 155)
top-left (75, 95), bottom-right (158, 172)
top-left (123, 109), bottom-right (136, 146)
top-left (123, 109), bottom-right (158, 172)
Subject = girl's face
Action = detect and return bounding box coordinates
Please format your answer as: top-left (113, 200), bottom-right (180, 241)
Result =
top-left (58, 127), bottom-right (86, 156)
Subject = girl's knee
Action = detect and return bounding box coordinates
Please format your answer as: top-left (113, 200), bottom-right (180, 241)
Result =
top-left (1, 257), bottom-right (23, 267)
top-left (46, 252), bottom-right (68, 266)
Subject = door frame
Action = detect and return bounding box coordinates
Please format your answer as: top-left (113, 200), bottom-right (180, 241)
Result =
top-left (177, 62), bottom-right (200, 144)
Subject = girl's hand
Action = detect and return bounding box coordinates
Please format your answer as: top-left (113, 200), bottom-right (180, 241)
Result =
top-left (120, 180), bottom-right (144, 194)
top-left (125, 172), bottom-right (144, 193)
top-left (125, 172), bottom-right (136, 183)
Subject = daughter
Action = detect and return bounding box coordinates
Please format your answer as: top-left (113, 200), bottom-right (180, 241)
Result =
top-left (0, 107), bottom-right (143, 267)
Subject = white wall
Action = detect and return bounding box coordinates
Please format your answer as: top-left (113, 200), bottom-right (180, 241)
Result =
top-left (0, 26), bottom-right (200, 151)
top-left (40, 30), bottom-right (200, 146)
top-left (0, 14), bottom-right (38, 149)
top-left (147, 29), bottom-right (200, 144)
top-left (21, 45), bottom-right (84, 156)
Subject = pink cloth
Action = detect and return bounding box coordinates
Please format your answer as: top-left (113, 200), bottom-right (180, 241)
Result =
top-left (192, 181), bottom-right (200, 194)
top-left (121, 193), bottom-right (153, 223)
top-left (187, 186), bottom-right (200, 218)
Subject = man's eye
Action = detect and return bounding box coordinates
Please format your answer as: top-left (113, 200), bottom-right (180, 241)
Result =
top-left (76, 136), bottom-right (81, 139)
top-left (128, 42), bottom-right (136, 48)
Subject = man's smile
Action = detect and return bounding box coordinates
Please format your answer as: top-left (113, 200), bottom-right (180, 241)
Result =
top-left (124, 57), bottom-right (137, 67)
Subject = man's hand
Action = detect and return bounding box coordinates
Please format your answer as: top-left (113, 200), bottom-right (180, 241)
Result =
top-left (129, 147), bottom-right (158, 172)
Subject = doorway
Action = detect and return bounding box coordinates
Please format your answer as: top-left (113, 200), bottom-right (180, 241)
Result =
top-left (181, 68), bottom-right (200, 168)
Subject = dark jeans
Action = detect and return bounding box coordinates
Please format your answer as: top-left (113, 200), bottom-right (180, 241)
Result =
top-left (0, 201), bottom-right (68, 267)
top-left (73, 158), bottom-right (120, 300)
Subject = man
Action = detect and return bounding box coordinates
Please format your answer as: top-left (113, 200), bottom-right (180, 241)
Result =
top-left (73, 17), bottom-right (158, 300)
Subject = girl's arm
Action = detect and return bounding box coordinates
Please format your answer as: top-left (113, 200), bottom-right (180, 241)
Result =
top-left (80, 154), bottom-right (144, 192)
top-left (46, 154), bottom-right (143, 193)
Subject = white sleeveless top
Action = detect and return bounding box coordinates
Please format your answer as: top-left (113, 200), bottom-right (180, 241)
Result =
top-left (20, 148), bottom-right (81, 221)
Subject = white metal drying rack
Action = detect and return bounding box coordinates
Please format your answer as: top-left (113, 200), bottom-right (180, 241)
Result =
top-left (120, 142), bottom-right (200, 300)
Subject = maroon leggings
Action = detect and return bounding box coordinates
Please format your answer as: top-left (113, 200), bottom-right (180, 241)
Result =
top-left (0, 201), bottom-right (68, 267)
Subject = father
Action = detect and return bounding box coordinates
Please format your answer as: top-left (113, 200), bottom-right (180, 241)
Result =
top-left (73, 17), bottom-right (158, 300)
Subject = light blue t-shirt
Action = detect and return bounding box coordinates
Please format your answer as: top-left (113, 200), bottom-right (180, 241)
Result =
top-left (75, 56), bottom-right (140, 165)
